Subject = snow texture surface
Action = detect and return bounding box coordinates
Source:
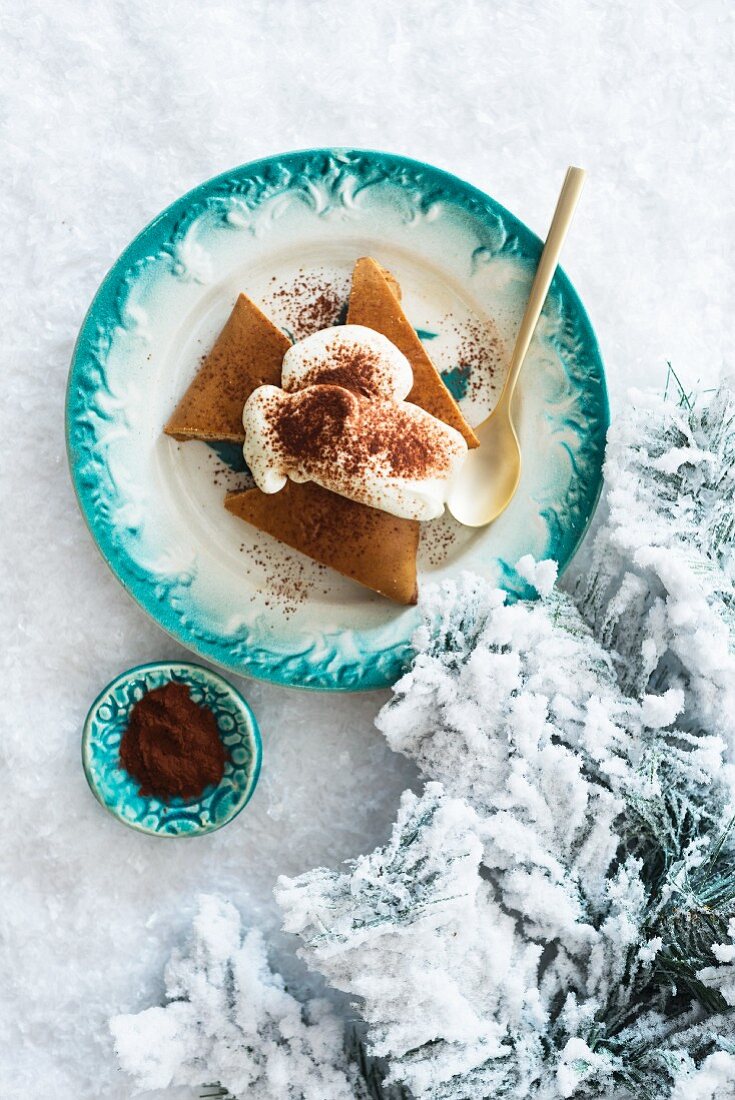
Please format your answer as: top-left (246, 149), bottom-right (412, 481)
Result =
top-left (1, 1), bottom-right (732, 1097)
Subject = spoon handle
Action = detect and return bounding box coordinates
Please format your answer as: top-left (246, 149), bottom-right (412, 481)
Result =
top-left (497, 166), bottom-right (586, 411)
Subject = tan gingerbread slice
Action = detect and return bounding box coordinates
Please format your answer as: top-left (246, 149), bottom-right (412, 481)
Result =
top-left (346, 256), bottom-right (479, 448)
top-left (164, 293), bottom-right (291, 442)
top-left (225, 481), bottom-right (419, 605)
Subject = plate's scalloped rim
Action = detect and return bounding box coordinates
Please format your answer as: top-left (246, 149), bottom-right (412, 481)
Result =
top-left (66, 148), bottom-right (609, 692)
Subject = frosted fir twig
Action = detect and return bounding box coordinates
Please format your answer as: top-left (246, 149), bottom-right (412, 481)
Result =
top-left (278, 783), bottom-right (546, 1100)
top-left (278, 380), bottom-right (735, 1100)
top-left (110, 894), bottom-right (360, 1099)
top-left (574, 378), bottom-right (735, 730)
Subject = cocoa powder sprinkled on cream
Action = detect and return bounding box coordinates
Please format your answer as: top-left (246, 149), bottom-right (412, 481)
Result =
top-left (281, 326), bottom-right (414, 402)
top-left (293, 344), bottom-right (384, 398)
top-left (265, 385), bottom-right (458, 489)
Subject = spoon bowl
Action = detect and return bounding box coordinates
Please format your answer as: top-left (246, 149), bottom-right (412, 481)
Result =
top-left (449, 401), bottom-right (521, 527)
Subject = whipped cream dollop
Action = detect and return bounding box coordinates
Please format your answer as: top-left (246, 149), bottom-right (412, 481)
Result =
top-left (281, 325), bottom-right (413, 400)
top-left (242, 327), bottom-right (468, 522)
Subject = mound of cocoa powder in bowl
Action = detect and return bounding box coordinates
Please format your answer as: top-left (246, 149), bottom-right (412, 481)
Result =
top-left (119, 681), bottom-right (228, 801)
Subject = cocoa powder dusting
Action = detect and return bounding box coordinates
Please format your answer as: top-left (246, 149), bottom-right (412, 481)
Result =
top-left (266, 270), bottom-right (350, 340)
top-left (267, 385), bottom-right (452, 489)
top-left (245, 542), bottom-right (321, 615)
top-left (272, 386), bottom-right (355, 463)
top-left (119, 682), bottom-right (228, 801)
top-left (420, 516), bottom-right (462, 566)
top-left (440, 312), bottom-right (505, 405)
top-left (296, 343), bottom-right (385, 397)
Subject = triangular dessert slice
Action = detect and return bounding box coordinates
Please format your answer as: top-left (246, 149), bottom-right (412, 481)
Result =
top-left (346, 257), bottom-right (479, 448)
top-left (165, 294), bottom-right (291, 442)
top-left (225, 481), bottom-right (419, 605)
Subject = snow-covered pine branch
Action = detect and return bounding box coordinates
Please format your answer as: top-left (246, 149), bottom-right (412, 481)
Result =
top-left (574, 376), bottom-right (735, 734)
top-left (277, 783), bottom-right (546, 1099)
top-left (109, 894), bottom-right (362, 1099)
top-left (278, 380), bottom-right (735, 1100)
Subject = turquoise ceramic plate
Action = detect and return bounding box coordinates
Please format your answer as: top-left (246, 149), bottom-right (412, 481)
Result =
top-left (82, 661), bottom-right (262, 836)
top-left (66, 148), bottom-right (608, 692)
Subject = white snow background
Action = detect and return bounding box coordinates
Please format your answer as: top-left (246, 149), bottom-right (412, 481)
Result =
top-left (1, 1), bottom-right (732, 1096)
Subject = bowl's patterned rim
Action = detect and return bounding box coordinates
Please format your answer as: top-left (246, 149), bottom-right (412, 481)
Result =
top-left (82, 661), bottom-right (262, 837)
top-left (66, 148), bottom-right (608, 691)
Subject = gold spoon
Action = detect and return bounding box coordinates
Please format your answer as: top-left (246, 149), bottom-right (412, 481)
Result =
top-left (448, 166), bottom-right (586, 528)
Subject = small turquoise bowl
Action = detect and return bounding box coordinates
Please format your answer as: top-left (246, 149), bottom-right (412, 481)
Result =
top-left (82, 661), bottom-right (262, 837)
